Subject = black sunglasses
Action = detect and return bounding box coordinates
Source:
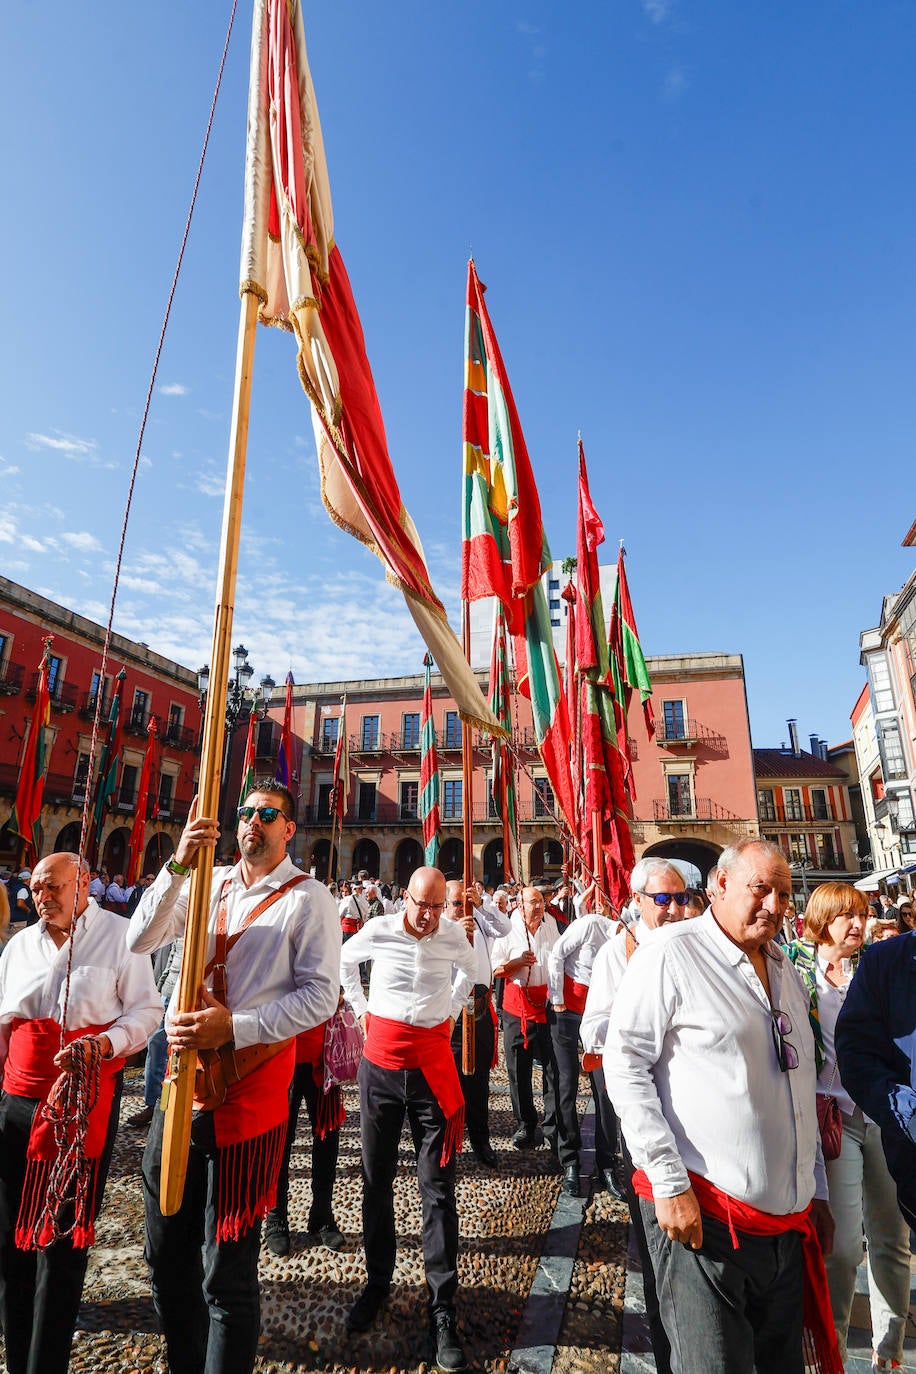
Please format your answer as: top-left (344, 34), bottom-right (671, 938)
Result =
top-left (637, 890), bottom-right (691, 907)
top-left (770, 1010), bottom-right (798, 1072)
top-left (237, 805), bottom-right (290, 824)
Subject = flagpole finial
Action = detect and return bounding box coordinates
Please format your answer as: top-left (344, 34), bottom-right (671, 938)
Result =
top-left (619, 539), bottom-right (626, 553)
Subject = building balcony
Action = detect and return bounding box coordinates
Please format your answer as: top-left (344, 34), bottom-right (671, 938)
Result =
top-left (304, 798), bottom-right (559, 827)
top-left (163, 723), bottom-right (199, 752)
top-left (25, 676), bottom-right (78, 714)
top-left (79, 691), bottom-right (108, 720)
top-left (0, 661), bottom-right (24, 696)
top-left (651, 797), bottom-right (746, 825)
top-left (759, 803), bottom-right (837, 825)
top-left (656, 718), bottom-right (727, 752)
top-left (124, 707), bottom-right (150, 737)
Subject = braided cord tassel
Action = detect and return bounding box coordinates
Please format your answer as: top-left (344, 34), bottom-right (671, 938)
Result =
top-left (35, 1036), bottom-right (103, 1248)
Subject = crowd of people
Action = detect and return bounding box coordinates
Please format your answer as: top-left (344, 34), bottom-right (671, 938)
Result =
top-left (0, 792), bottom-right (913, 1374)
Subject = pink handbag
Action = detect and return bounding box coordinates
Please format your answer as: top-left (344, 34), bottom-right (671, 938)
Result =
top-left (323, 1001), bottom-right (364, 1090)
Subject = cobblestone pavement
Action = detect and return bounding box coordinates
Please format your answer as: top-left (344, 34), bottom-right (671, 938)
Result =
top-left (2, 1065), bottom-right (629, 1373)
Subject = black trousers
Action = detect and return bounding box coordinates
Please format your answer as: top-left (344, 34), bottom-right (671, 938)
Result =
top-left (550, 1009), bottom-right (583, 1165)
top-left (274, 1059), bottom-right (339, 1230)
top-left (0, 1077), bottom-right (122, 1374)
top-left (450, 991), bottom-right (496, 1153)
top-left (621, 1132), bottom-right (672, 1374)
top-left (358, 1057), bottom-right (458, 1314)
top-left (588, 1063), bottom-right (619, 1171)
top-left (501, 1011), bottom-right (568, 1156)
top-left (142, 1107), bottom-right (263, 1374)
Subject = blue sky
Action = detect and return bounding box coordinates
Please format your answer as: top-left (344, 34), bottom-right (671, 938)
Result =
top-left (1, 1), bottom-right (913, 750)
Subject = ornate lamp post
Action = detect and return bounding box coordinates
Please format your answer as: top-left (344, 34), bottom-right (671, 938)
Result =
top-left (197, 645), bottom-right (277, 838)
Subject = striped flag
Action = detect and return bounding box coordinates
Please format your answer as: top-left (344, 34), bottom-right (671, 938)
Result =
top-left (241, 0), bottom-right (501, 737)
top-left (8, 638), bottom-right (54, 865)
top-left (276, 672), bottom-right (294, 787)
top-left (127, 715), bottom-right (159, 883)
top-left (608, 545), bottom-right (655, 799)
top-left (238, 709), bottom-right (257, 810)
top-left (561, 578), bottom-right (581, 851)
top-left (419, 655), bottom-right (441, 866)
top-left (89, 668), bottom-right (126, 862)
top-left (331, 697), bottom-right (349, 827)
top-left (487, 607), bottom-right (519, 883)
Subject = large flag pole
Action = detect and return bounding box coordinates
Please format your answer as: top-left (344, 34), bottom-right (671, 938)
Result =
top-left (159, 290), bottom-right (260, 1215)
top-left (460, 607), bottom-right (476, 1077)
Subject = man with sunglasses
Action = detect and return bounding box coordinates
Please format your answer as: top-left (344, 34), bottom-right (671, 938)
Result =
top-left (127, 782), bottom-right (340, 1374)
top-left (604, 838), bottom-right (837, 1374)
top-left (340, 865), bottom-right (477, 1373)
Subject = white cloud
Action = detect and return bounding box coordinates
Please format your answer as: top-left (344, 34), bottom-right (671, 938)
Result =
top-left (643, 0), bottom-right (672, 22)
top-left (159, 383), bottom-right (189, 397)
top-left (196, 472), bottom-right (225, 498)
top-left (26, 430), bottom-right (98, 456)
top-left (0, 461), bottom-right (20, 478)
top-left (60, 531), bottom-right (103, 552)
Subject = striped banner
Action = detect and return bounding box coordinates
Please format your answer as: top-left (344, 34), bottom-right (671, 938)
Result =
top-left (419, 654), bottom-right (441, 865)
top-left (488, 606), bottom-right (519, 883)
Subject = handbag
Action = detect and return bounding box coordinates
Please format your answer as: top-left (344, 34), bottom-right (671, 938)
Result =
top-left (323, 1001), bottom-right (364, 1091)
top-left (816, 1061), bottom-right (843, 1161)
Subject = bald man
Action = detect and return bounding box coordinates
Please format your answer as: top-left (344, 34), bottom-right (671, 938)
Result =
top-left (0, 853), bottom-right (161, 1374)
top-left (340, 866), bottom-right (477, 1372)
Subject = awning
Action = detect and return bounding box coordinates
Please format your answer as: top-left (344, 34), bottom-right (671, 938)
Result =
top-left (853, 867), bottom-right (900, 890)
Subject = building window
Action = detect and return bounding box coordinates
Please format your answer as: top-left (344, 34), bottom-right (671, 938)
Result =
top-left (444, 711), bottom-right (461, 749)
top-left (158, 773), bottom-right (174, 815)
top-left (783, 788), bottom-right (803, 822)
top-left (73, 752), bottom-right (91, 799)
top-left (868, 654), bottom-right (896, 714)
top-left (443, 779), bottom-right (462, 819)
top-left (534, 778), bottom-right (555, 818)
top-left (550, 618), bottom-right (560, 629)
top-left (47, 655), bottom-right (63, 696)
top-left (0, 633), bottom-right (7, 665)
top-left (361, 716), bottom-right (379, 751)
top-left (811, 788), bottom-right (830, 821)
top-left (897, 792), bottom-right (915, 831)
top-left (131, 689), bottom-right (149, 729)
top-left (667, 773), bottom-right (693, 817)
top-left (786, 832), bottom-right (808, 864)
top-left (89, 669), bottom-right (105, 709)
top-left (549, 598), bottom-right (560, 612)
top-left (400, 781), bottom-right (419, 819)
top-left (321, 716), bottom-right (339, 752)
top-left (120, 763), bottom-right (138, 808)
top-left (878, 721), bottom-right (907, 780)
top-left (871, 770), bottom-right (885, 803)
top-left (317, 782), bottom-right (333, 819)
top-left (815, 832), bottom-right (837, 869)
top-left (256, 719), bottom-right (274, 756)
top-left (357, 782), bottom-right (376, 820)
top-left (402, 713), bottom-right (420, 749)
top-left (662, 700), bottom-right (687, 741)
top-left (757, 789), bottom-right (776, 821)
top-left (548, 577), bottom-right (559, 592)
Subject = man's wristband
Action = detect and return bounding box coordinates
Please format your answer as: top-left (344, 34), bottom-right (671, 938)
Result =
top-left (167, 858), bottom-right (190, 877)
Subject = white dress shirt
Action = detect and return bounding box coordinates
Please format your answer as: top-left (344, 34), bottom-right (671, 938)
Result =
top-left (547, 913), bottom-right (615, 1007)
top-left (580, 918), bottom-right (650, 1053)
top-left (340, 911), bottom-right (477, 1027)
top-left (491, 911), bottom-right (560, 994)
top-left (604, 908), bottom-right (826, 1212)
top-left (127, 858), bottom-right (340, 1050)
top-left (450, 902), bottom-right (512, 1000)
top-left (0, 899), bottom-right (162, 1066)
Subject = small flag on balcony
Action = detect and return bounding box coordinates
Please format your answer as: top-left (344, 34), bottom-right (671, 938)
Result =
top-left (331, 696), bottom-right (350, 827)
top-left (276, 672), bottom-right (294, 788)
top-left (89, 668), bottom-right (126, 864)
top-left (8, 637), bottom-right (54, 866)
top-left (238, 709), bottom-right (257, 810)
top-left (128, 715), bottom-right (159, 883)
top-left (419, 655), bottom-right (441, 865)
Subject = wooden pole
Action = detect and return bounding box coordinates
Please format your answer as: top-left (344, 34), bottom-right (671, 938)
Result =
top-left (159, 290), bottom-right (260, 1215)
top-left (460, 601), bottom-right (476, 1077)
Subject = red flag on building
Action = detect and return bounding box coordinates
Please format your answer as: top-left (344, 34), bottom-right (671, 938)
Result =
top-left (238, 710), bottom-right (257, 811)
top-left (89, 668), bottom-right (127, 865)
top-left (241, 0), bottom-right (501, 738)
top-left (8, 638), bottom-right (54, 866)
top-left (276, 672), bottom-right (294, 788)
top-left (331, 697), bottom-right (350, 827)
top-left (419, 655), bottom-right (441, 866)
top-left (608, 545), bottom-right (655, 799)
top-left (127, 715), bottom-right (159, 883)
top-left (560, 579), bottom-right (582, 854)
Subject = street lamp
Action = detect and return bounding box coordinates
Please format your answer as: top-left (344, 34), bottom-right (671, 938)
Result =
top-left (197, 645), bottom-right (277, 838)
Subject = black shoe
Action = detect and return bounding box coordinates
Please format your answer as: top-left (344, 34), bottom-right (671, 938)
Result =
top-left (600, 1165), bottom-right (625, 1201)
top-left (472, 1143), bottom-right (498, 1168)
top-left (128, 1105), bottom-right (154, 1128)
top-left (346, 1283), bottom-right (389, 1333)
top-left (309, 1221), bottom-right (345, 1251)
top-left (263, 1209), bottom-right (289, 1258)
top-left (512, 1124), bottom-right (544, 1150)
top-left (562, 1163), bottom-right (580, 1197)
top-left (431, 1311), bottom-right (468, 1373)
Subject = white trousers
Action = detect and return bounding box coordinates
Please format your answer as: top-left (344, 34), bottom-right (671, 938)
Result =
top-left (825, 1106), bottom-right (911, 1364)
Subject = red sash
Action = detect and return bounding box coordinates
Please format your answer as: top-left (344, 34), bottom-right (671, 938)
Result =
top-left (502, 980), bottom-right (548, 1048)
top-left (562, 974), bottom-right (589, 1016)
top-left (6, 1017), bottom-right (123, 1249)
top-left (632, 1169), bottom-right (843, 1374)
top-left (364, 1014), bottom-right (464, 1164)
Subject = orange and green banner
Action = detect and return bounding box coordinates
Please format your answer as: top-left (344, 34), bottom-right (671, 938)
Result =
top-left (8, 638), bottom-right (54, 866)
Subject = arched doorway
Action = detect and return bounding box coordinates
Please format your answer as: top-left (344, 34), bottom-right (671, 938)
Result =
top-left (395, 838), bottom-right (423, 888)
top-left (55, 821), bottom-right (81, 855)
top-left (101, 827), bottom-right (130, 877)
top-left (143, 831), bottom-right (174, 874)
top-left (483, 837), bottom-right (505, 888)
top-left (351, 837), bottom-right (380, 878)
top-left (643, 839), bottom-right (722, 889)
top-left (529, 837), bottom-right (564, 880)
top-left (310, 838), bottom-right (338, 882)
top-left (438, 838), bottom-right (463, 877)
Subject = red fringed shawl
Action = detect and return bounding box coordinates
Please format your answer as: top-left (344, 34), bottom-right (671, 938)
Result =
top-left (364, 1014), bottom-right (464, 1164)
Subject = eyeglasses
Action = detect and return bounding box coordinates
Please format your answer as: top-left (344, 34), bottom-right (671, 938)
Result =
top-left (237, 805), bottom-right (290, 824)
top-left (637, 890), bottom-right (691, 907)
top-left (406, 893), bottom-right (446, 914)
top-left (770, 1010), bottom-right (798, 1072)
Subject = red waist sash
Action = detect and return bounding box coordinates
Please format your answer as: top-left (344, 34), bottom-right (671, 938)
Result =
top-left (502, 980), bottom-right (548, 1048)
top-left (632, 1169), bottom-right (843, 1374)
top-left (562, 974), bottom-right (589, 1016)
top-left (364, 1014), bottom-right (464, 1163)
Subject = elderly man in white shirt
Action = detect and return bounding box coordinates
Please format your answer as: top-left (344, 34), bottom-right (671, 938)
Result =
top-left (0, 852), bottom-right (161, 1374)
top-left (340, 865), bottom-right (477, 1374)
top-left (604, 838), bottom-right (839, 1374)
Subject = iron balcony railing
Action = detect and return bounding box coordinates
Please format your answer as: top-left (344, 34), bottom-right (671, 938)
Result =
top-left (25, 675), bottom-right (78, 714)
top-left (0, 661), bottom-right (24, 696)
top-left (758, 802), bottom-right (836, 824)
top-left (652, 797), bottom-right (744, 824)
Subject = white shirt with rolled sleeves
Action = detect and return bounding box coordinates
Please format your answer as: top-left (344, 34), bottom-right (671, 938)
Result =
top-left (546, 912), bottom-right (614, 1007)
top-left (490, 910), bottom-right (560, 993)
top-left (603, 908), bottom-right (827, 1213)
top-left (579, 918), bottom-right (651, 1054)
top-left (340, 912), bottom-right (477, 1027)
top-left (0, 899), bottom-right (162, 1067)
top-left (127, 858), bottom-right (340, 1049)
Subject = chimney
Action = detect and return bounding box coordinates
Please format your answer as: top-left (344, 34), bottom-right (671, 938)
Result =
top-left (809, 733), bottom-right (819, 756)
top-left (787, 719), bottom-right (800, 756)
top-left (820, 739), bottom-right (830, 761)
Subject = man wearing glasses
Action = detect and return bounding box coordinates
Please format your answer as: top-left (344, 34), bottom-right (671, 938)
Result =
top-left (127, 782), bottom-right (340, 1374)
top-left (340, 865), bottom-right (477, 1374)
top-left (604, 838), bottom-right (838, 1374)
